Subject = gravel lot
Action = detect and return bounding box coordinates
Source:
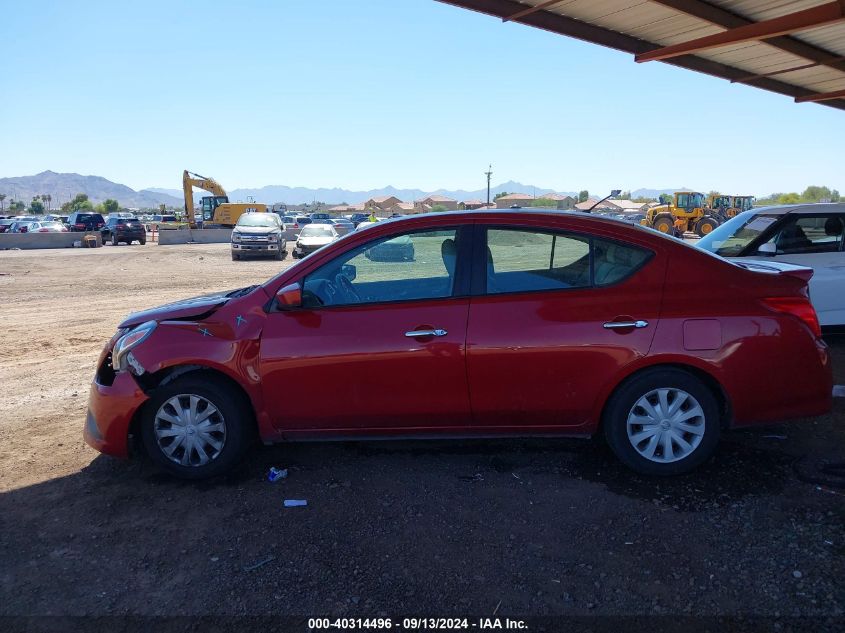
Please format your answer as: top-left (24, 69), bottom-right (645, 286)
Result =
top-left (0, 243), bottom-right (843, 626)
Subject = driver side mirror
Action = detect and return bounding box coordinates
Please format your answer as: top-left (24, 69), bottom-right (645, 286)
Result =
top-left (757, 242), bottom-right (777, 256)
top-left (275, 283), bottom-right (302, 309)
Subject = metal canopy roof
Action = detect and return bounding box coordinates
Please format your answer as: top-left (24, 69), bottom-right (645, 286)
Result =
top-left (436, 0), bottom-right (845, 111)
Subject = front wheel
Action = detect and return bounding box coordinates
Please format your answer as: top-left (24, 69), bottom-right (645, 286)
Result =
top-left (694, 216), bottom-right (720, 237)
top-left (603, 369), bottom-right (720, 476)
top-left (140, 375), bottom-right (254, 479)
top-left (231, 252), bottom-right (240, 261)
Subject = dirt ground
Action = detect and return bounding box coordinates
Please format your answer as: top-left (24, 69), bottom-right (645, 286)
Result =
top-left (0, 243), bottom-right (843, 627)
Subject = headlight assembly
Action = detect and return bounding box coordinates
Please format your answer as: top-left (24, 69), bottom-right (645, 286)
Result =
top-left (112, 320), bottom-right (156, 372)
top-left (232, 233), bottom-right (242, 242)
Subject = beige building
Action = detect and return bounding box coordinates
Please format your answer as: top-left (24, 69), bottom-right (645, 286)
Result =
top-left (415, 195), bottom-right (458, 211)
top-left (538, 193), bottom-right (577, 210)
top-left (364, 196), bottom-right (403, 213)
top-left (495, 193), bottom-right (534, 208)
top-left (459, 199), bottom-right (487, 210)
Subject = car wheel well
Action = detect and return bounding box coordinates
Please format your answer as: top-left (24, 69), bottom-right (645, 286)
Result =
top-left (600, 363), bottom-right (732, 431)
top-left (128, 365), bottom-right (258, 456)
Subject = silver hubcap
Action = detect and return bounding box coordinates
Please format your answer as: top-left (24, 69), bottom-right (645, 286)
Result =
top-left (626, 388), bottom-right (705, 463)
top-left (154, 394), bottom-right (226, 467)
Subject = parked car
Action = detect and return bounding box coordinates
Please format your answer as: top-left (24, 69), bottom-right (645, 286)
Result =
top-left (697, 203), bottom-right (845, 327)
top-left (292, 224), bottom-right (338, 258)
top-left (108, 212), bottom-right (136, 221)
top-left (231, 212), bottom-right (286, 261)
top-left (309, 213), bottom-right (332, 224)
top-left (329, 217), bottom-right (355, 236)
top-left (147, 214), bottom-right (186, 231)
top-left (0, 219), bottom-right (16, 233)
top-left (349, 213), bottom-right (370, 227)
top-left (85, 210), bottom-right (832, 479)
top-left (43, 214), bottom-right (69, 224)
top-left (365, 233), bottom-right (414, 261)
top-left (26, 221), bottom-right (69, 233)
top-left (102, 217), bottom-right (147, 245)
top-left (67, 212), bottom-right (105, 232)
top-left (294, 215), bottom-right (312, 227)
top-left (9, 221), bottom-right (36, 233)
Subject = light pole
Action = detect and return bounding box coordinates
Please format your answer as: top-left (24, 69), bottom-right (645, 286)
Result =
top-left (586, 189), bottom-right (622, 213)
top-left (485, 164), bottom-right (492, 207)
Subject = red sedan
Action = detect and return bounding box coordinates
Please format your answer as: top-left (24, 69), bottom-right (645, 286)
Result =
top-left (85, 211), bottom-right (832, 479)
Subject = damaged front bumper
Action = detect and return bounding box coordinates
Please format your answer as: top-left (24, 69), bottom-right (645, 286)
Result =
top-left (84, 351), bottom-right (149, 459)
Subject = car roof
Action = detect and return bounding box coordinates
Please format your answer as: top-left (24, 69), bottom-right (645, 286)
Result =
top-left (746, 203), bottom-right (845, 215)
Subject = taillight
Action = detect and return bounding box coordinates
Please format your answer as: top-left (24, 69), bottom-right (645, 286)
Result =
top-left (75, 223), bottom-right (84, 229)
top-left (97, 222), bottom-right (104, 227)
top-left (762, 297), bottom-right (822, 338)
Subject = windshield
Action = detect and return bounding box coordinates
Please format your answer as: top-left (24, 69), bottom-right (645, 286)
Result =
top-left (696, 210), bottom-right (780, 257)
top-left (300, 226), bottom-right (334, 238)
top-left (237, 214), bottom-right (278, 228)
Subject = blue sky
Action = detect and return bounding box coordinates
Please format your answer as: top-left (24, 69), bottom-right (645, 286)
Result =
top-left (2, 0), bottom-right (843, 196)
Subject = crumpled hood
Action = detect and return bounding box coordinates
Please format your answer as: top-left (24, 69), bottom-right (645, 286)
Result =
top-left (119, 289), bottom-right (236, 328)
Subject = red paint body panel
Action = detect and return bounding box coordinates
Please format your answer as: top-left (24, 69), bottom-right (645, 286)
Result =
top-left (83, 211), bottom-right (833, 461)
top-left (259, 300), bottom-right (471, 435)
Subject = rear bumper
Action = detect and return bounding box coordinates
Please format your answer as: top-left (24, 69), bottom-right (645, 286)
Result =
top-left (84, 371), bottom-right (149, 459)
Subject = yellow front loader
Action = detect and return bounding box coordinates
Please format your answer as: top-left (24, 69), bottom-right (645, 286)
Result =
top-left (641, 191), bottom-right (721, 237)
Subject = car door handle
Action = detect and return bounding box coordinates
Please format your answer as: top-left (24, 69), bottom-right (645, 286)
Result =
top-left (603, 320), bottom-right (649, 329)
top-left (405, 329), bottom-right (448, 338)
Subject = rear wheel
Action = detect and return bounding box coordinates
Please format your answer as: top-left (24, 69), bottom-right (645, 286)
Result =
top-left (695, 216), bottom-right (720, 237)
top-left (141, 375), bottom-right (254, 479)
top-left (651, 213), bottom-right (675, 235)
top-left (603, 368), bottom-right (721, 476)
top-left (111, 235), bottom-right (119, 246)
top-left (139, 239), bottom-right (146, 245)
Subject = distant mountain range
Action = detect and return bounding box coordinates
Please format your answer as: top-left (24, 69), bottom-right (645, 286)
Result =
top-left (0, 171), bottom-right (684, 209)
top-left (142, 180), bottom-right (579, 206)
top-left (0, 171), bottom-right (182, 209)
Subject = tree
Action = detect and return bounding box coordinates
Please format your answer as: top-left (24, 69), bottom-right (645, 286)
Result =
top-left (430, 204), bottom-right (449, 213)
top-left (103, 199), bottom-right (119, 214)
top-left (61, 193), bottom-right (94, 213)
top-left (0, 193), bottom-right (6, 212)
top-left (531, 198), bottom-right (557, 208)
top-left (632, 196), bottom-right (654, 203)
top-left (493, 192), bottom-right (509, 201)
top-left (832, 189), bottom-right (841, 203)
top-left (10, 200), bottom-right (25, 212)
top-left (658, 193), bottom-right (673, 205)
top-left (777, 192), bottom-right (801, 205)
top-left (30, 200), bottom-right (45, 214)
top-left (578, 190), bottom-right (589, 203)
top-left (619, 191), bottom-right (631, 200)
top-left (801, 185), bottom-right (832, 203)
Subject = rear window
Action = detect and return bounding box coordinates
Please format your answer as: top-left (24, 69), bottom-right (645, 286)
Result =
top-left (116, 218), bottom-right (141, 225)
top-left (75, 213), bottom-right (104, 222)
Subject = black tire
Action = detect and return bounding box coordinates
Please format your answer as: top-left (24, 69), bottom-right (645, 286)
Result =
top-left (603, 368), bottom-right (721, 476)
top-left (231, 252), bottom-right (240, 261)
top-left (139, 239), bottom-right (146, 245)
top-left (651, 213), bottom-right (676, 235)
top-left (140, 374), bottom-right (255, 479)
top-left (111, 235), bottom-right (119, 246)
top-left (274, 248), bottom-right (284, 260)
top-left (694, 216), bottom-right (720, 237)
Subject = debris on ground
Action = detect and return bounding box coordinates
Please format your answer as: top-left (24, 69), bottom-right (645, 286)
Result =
top-left (267, 467), bottom-right (288, 482)
top-left (243, 556), bottom-right (276, 572)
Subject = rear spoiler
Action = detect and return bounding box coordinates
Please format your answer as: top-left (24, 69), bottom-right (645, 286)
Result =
top-left (731, 259), bottom-right (814, 283)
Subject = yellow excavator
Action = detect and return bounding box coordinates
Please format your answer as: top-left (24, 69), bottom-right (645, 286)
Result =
top-left (641, 191), bottom-right (722, 237)
top-left (183, 170), bottom-right (267, 228)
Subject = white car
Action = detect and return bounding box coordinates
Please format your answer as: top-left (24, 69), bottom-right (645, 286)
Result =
top-left (292, 224), bottom-right (339, 258)
top-left (697, 203), bottom-right (845, 327)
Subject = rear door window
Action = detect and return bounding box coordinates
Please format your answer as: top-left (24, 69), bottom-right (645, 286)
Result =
top-left (483, 228), bottom-right (651, 294)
